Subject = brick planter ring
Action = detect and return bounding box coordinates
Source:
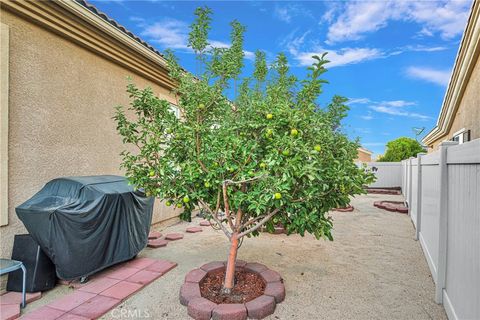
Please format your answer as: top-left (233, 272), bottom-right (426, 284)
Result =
top-left (180, 261), bottom-right (285, 320)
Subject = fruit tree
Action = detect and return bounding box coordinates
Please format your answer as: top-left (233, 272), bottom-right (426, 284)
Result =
top-left (114, 7), bottom-right (374, 294)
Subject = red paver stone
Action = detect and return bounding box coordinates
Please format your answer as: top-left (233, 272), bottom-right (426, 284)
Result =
top-left (56, 314), bottom-right (90, 320)
top-left (245, 295), bottom-right (276, 319)
top-left (244, 262), bottom-right (267, 274)
top-left (187, 297), bottom-right (217, 320)
top-left (78, 277), bottom-right (120, 294)
top-left (69, 295), bottom-right (120, 319)
top-left (148, 230), bottom-right (162, 239)
top-left (126, 270), bottom-right (162, 285)
top-left (48, 291), bottom-right (96, 312)
top-left (185, 268), bottom-right (207, 283)
top-left (20, 305), bottom-right (65, 320)
top-left (0, 304), bottom-right (20, 320)
top-left (199, 220), bottom-right (211, 226)
top-left (200, 261), bottom-right (224, 273)
top-left (0, 291), bottom-right (42, 306)
top-left (103, 266), bottom-right (140, 280)
top-left (179, 282), bottom-right (201, 306)
top-left (145, 260), bottom-right (177, 274)
top-left (165, 233), bottom-right (184, 241)
top-left (124, 257), bottom-right (157, 269)
top-left (264, 281), bottom-right (285, 303)
top-left (212, 304), bottom-right (247, 320)
top-left (260, 269), bottom-right (282, 283)
top-left (186, 227), bottom-right (203, 233)
top-left (100, 281), bottom-right (142, 300)
top-left (147, 238), bottom-right (168, 248)
top-left (397, 206), bottom-right (409, 214)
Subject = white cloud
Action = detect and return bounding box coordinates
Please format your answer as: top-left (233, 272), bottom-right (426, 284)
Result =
top-left (347, 98), bottom-right (371, 105)
top-left (360, 114), bottom-right (374, 121)
top-left (349, 98), bottom-right (431, 120)
top-left (273, 4), bottom-right (312, 23)
top-left (406, 66), bottom-right (451, 86)
top-left (325, 1), bottom-right (471, 44)
top-left (140, 19), bottom-right (255, 60)
top-left (290, 46), bottom-right (384, 68)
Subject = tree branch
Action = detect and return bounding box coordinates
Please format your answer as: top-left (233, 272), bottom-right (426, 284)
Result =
top-left (198, 198), bottom-right (232, 240)
top-left (224, 174), bottom-right (266, 186)
top-left (223, 182), bottom-right (235, 231)
top-left (237, 208), bottom-right (281, 238)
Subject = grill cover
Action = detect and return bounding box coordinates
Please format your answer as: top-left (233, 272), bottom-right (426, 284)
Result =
top-left (16, 175), bottom-right (154, 280)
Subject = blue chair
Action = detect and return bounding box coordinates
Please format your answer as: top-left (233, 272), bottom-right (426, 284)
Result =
top-left (0, 259), bottom-right (26, 308)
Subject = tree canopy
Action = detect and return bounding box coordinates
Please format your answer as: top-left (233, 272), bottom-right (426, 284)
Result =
top-left (114, 7), bottom-right (374, 292)
top-left (378, 137), bottom-right (425, 162)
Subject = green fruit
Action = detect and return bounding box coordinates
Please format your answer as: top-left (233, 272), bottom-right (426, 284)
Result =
top-left (266, 113), bottom-right (273, 119)
top-left (259, 163), bottom-right (266, 169)
top-left (183, 196), bottom-right (190, 203)
top-left (249, 170), bottom-right (255, 176)
top-left (198, 103), bottom-right (205, 110)
top-left (204, 182), bottom-right (211, 188)
top-left (165, 200), bottom-right (172, 206)
top-left (228, 167), bottom-right (234, 173)
top-left (165, 128), bottom-right (173, 134)
top-left (265, 129), bottom-right (273, 136)
top-left (177, 203), bottom-right (183, 208)
top-left (282, 150), bottom-right (290, 156)
top-left (274, 192), bottom-right (282, 200)
top-left (314, 145), bottom-right (321, 152)
top-left (290, 129), bottom-right (298, 136)
top-left (149, 170), bottom-right (155, 177)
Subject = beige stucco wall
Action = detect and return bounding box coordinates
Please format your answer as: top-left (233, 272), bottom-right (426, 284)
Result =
top-left (429, 55), bottom-right (480, 151)
top-left (0, 9), bottom-right (181, 286)
top-left (356, 149), bottom-right (372, 163)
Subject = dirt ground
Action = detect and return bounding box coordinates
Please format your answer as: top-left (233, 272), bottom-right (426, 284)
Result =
top-left (24, 193), bottom-right (447, 319)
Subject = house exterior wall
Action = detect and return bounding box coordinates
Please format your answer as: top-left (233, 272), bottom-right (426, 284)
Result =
top-left (0, 6), bottom-right (180, 288)
top-left (356, 149), bottom-right (372, 162)
top-left (428, 57), bottom-right (480, 151)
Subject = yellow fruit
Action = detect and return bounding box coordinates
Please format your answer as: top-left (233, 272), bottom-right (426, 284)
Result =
top-left (183, 196), bottom-right (190, 203)
top-left (290, 129), bottom-right (298, 136)
top-left (204, 182), bottom-right (211, 188)
top-left (266, 113), bottom-right (273, 119)
top-left (149, 170), bottom-right (155, 177)
top-left (198, 103), bottom-right (205, 110)
top-left (259, 163), bottom-right (266, 169)
top-left (274, 192), bottom-right (282, 200)
top-left (314, 145), bottom-right (321, 152)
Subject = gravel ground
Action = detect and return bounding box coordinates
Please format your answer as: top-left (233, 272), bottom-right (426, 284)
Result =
top-left (23, 193), bottom-right (447, 320)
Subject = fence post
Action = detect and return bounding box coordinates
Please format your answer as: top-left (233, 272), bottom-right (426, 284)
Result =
top-left (407, 157), bottom-right (413, 213)
top-left (435, 141), bottom-right (458, 304)
top-left (415, 153), bottom-right (426, 241)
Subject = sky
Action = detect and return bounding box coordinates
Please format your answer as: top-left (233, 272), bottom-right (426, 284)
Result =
top-left (90, 0), bottom-right (473, 157)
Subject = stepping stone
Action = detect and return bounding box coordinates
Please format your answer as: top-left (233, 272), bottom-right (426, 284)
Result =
top-left (124, 257), bottom-right (156, 269)
top-left (126, 270), bottom-right (162, 285)
top-left (148, 238), bottom-right (168, 248)
top-left (57, 314), bottom-right (90, 320)
top-left (99, 281), bottom-right (142, 300)
top-left (199, 220), bottom-right (211, 226)
top-left (0, 291), bottom-right (42, 305)
top-left (186, 227), bottom-right (203, 233)
top-left (103, 266), bottom-right (140, 280)
top-left (165, 233), bottom-right (184, 241)
top-left (0, 304), bottom-right (20, 320)
top-left (20, 305), bottom-right (65, 320)
top-left (146, 260), bottom-right (177, 274)
top-left (148, 230), bottom-right (162, 239)
top-left (47, 291), bottom-right (96, 312)
top-left (78, 277), bottom-right (120, 294)
top-left (69, 295), bottom-right (121, 319)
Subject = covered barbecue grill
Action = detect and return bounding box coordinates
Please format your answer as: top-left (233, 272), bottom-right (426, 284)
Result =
top-left (16, 175), bottom-right (154, 280)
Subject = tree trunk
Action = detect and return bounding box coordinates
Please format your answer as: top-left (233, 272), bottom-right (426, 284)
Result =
top-left (223, 233), bottom-right (239, 293)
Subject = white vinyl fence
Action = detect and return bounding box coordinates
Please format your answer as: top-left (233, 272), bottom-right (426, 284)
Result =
top-left (402, 139), bottom-right (480, 320)
top-left (360, 162), bottom-right (402, 188)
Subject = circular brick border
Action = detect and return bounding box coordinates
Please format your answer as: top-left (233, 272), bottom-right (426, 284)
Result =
top-left (180, 261), bottom-right (285, 320)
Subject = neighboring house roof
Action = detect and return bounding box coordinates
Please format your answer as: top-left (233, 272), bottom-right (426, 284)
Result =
top-left (422, 0), bottom-right (480, 146)
top-left (358, 147), bottom-right (373, 155)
